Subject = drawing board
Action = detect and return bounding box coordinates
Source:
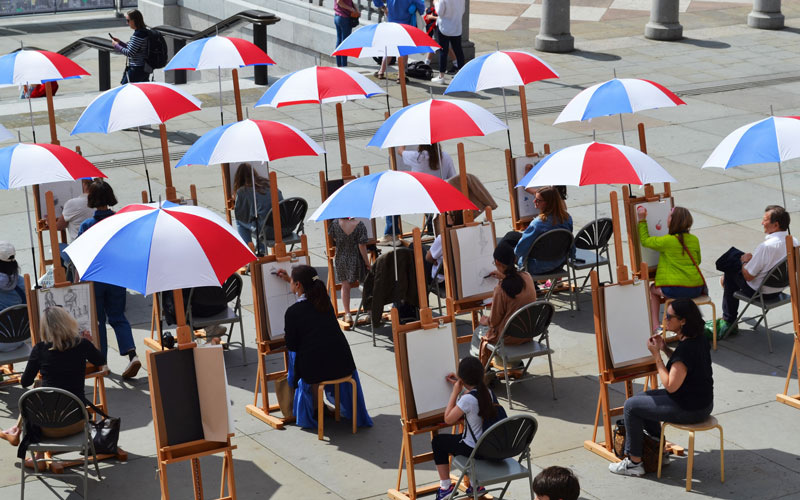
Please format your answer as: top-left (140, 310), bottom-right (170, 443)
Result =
top-left (602, 279), bottom-right (652, 368)
top-left (449, 223), bottom-right (498, 299)
top-left (514, 156), bottom-right (541, 220)
top-left (260, 255), bottom-right (310, 340)
top-left (634, 200), bottom-right (672, 267)
top-left (38, 180), bottom-right (83, 220)
top-left (355, 218), bottom-right (377, 241)
top-left (36, 282), bottom-right (99, 350)
top-left (404, 322), bottom-right (458, 418)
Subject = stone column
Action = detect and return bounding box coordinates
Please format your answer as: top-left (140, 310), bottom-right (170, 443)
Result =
top-left (748, 0), bottom-right (784, 29)
top-left (460, 0), bottom-right (475, 62)
top-left (138, 0), bottom-right (181, 27)
top-left (645, 0), bottom-right (683, 41)
top-left (535, 0), bottom-right (574, 53)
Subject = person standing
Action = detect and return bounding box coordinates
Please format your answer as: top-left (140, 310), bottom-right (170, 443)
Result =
top-left (57, 178), bottom-right (94, 242)
top-left (430, 0), bottom-right (465, 84)
top-left (372, 0), bottom-right (425, 81)
top-left (334, 0), bottom-right (360, 67)
top-left (111, 9), bottom-right (151, 84)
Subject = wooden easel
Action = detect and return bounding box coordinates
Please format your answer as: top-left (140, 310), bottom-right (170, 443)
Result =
top-left (388, 228), bottom-right (461, 500)
top-left (777, 237), bottom-right (800, 409)
top-left (22, 191), bottom-right (128, 471)
top-left (584, 190), bottom-right (681, 461)
top-left (504, 143), bottom-right (551, 232)
top-left (147, 346), bottom-right (237, 500)
top-left (246, 172), bottom-right (310, 429)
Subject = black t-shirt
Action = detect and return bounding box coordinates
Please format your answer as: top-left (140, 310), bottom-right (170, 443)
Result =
top-left (21, 339), bottom-right (106, 402)
top-left (666, 335), bottom-right (714, 411)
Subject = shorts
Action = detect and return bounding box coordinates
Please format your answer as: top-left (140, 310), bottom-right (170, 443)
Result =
top-left (661, 285), bottom-right (705, 299)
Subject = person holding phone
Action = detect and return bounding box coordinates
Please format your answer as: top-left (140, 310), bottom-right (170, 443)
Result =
top-left (111, 9), bottom-right (151, 84)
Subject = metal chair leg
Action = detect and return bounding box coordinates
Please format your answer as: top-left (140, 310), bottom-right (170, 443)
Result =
top-left (502, 354), bottom-right (512, 409)
top-left (546, 336), bottom-right (556, 400)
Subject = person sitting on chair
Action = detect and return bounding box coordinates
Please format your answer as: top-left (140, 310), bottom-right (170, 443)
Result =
top-left (0, 307), bottom-right (105, 469)
top-left (509, 186), bottom-right (574, 274)
top-left (275, 265), bottom-right (373, 430)
top-left (0, 241), bottom-right (26, 352)
top-left (533, 466), bottom-right (580, 500)
top-left (608, 299), bottom-right (713, 477)
top-left (716, 205), bottom-right (798, 337)
top-left (476, 244), bottom-right (537, 369)
top-left (637, 206), bottom-right (705, 334)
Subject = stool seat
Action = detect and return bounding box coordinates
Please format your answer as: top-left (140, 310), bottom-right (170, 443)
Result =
top-left (659, 415), bottom-right (724, 491)
top-left (317, 375), bottom-right (357, 441)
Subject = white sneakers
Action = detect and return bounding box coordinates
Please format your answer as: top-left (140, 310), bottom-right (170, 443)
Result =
top-left (122, 356), bottom-right (141, 379)
top-left (608, 456), bottom-right (645, 477)
top-left (431, 75), bottom-right (446, 84)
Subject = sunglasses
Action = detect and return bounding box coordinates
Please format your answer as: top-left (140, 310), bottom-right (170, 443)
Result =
top-left (665, 312), bottom-right (679, 321)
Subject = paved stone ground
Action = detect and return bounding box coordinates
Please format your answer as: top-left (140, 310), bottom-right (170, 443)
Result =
top-left (1, 5), bottom-right (800, 500)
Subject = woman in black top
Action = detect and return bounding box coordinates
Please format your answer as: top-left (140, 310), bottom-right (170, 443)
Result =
top-left (609, 298), bottom-right (713, 477)
top-left (111, 9), bottom-right (151, 84)
top-left (0, 307), bottom-right (105, 466)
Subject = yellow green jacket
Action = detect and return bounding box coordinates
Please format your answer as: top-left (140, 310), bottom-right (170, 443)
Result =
top-left (638, 221), bottom-right (704, 288)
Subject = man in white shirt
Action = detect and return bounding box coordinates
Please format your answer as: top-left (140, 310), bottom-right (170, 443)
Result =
top-left (718, 205), bottom-right (798, 335)
top-left (57, 179), bottom-right (94, 241)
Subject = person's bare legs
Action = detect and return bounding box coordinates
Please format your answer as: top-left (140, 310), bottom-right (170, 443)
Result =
top-left (379, 57), bottom-right (388, 77)
top-left (650, 285), bottom-right (664, 332)
top-left (0, 426), bottom-right (20, 446)
top-left (341, 281), bottom-right (352, 318)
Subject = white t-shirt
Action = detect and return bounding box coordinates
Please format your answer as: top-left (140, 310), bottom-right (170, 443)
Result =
top-left (61, 193), bottom-right (94, 241)
top-left (435, 0), bottom-right (465, 37)
top-left (402, 150), bottom-right (456, 180)
top-left (744, 230), bottom-right (798, 293)
top-left (456, 391), bottom-right (483, 447)
top-left (429, 235), bottom-right (444, 281)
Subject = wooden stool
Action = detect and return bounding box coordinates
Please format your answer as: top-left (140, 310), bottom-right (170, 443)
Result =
top-left (317, 375), bottom-right (358, 440)
top-left (662, 295), bottom-right (718, 350)
top-left (658, 416), bottom-right (724, 492)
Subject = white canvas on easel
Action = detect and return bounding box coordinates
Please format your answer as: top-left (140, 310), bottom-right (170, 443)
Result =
top-left (634, 200), bottom-right (671, 267)
top-left (451, 224), bottom-right (497, 299)
top-left (354, 218), bottom-right (377, 241)
top-left (193, 345), bottom-right (233, 442)
top-left (228, 161), bottom-right (269, 182)
top-left (514, 156), bottom-right (541, 220)
top-left (261, 256), bottom-right (310, 339)
top-left (39, 180), bottom-right (83, 220)
top-left (603, 280), bottom-right (653, 368)
top-left (405, 322), bottom-right (458, 418)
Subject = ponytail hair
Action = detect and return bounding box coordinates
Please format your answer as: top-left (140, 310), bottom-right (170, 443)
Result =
top-left (493, 243), bottom-right (524, 298)
top-left (290, 265), bottom-right (330, 313)
top-left (457, 356), bottom-right (497, 422)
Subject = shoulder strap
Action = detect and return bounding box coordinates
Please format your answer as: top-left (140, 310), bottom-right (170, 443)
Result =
top-left (87, 401), bottom-right (111, 420)
top-left (676, 235), bottom-right (706, 286)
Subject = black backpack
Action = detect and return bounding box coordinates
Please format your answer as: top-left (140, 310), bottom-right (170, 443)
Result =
top-left (463, 389), bottom-right (507, 443)
top-left (406, 60), bottom-right (433, 81)
top-left (145, 29), bottom-right (169, 70)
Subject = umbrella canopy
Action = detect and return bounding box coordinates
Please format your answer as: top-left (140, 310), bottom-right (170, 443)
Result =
top-left (517, 141), bottom-right (676, 188)
top-left (164, 35), bottom-right (275, 71)
top-left (332, 22), bottom-right (440, 58)
top-left (367, 98), bottom-right (507, 148)
top-left (444, 50), bottom-right (558, 94)
top-left (64, 201), bottom-right (255, 295)
top-left (554, 78), bottom-right (684, 124)
top-left (309, 170), bottom-right (477, 221)
top-left (0, 49), bottom-right (89, 85)
top-left (702, 116), bottom-right (800, 169)
top-left (255, 66), bottom-right (384, 107)
top-left (176, 119), bottom-right (324, 167)
top-left (0, 143), bottom-right (106, 189)
top-left (70, 82), bottom-right (202, 134)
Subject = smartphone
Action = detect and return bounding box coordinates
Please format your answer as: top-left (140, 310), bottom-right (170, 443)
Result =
top-left (108, 33), bottom-right (114, 39)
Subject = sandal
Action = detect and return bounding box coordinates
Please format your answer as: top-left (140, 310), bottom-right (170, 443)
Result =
top-left (373, 71), bottom-right (386, 80)
top-left (397, 75), bottom-right (409, 84)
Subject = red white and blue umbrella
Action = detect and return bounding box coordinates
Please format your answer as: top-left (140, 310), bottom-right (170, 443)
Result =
top-left (176, 119), bottom-right (324, 167)
top-left (444, 50), bottom-right (558, 153)
top-left (702, 116), bottom-right (800, 208)
top-left (0, 143), bottom-right (105, 189)
top-left (332, 22), bottom-right (439, 58)
top-left (64, 201), bottom-right (255, 296)
top-left (0, 49), bottom-right (89, 86)
top-left (367, 98), bottom-right (507, 148)
top-left (165, 35), bottom-right (275, 125)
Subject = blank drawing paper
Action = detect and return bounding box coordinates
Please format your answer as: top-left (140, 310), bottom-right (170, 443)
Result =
top-left (261, 257), bottom-right (309, 340)
top-left (634, 200), bottom-right (671, 267)
top-left (405, 323), bottom-right (458, 418)
top-left (451, 224), bottom-right (497, 299)
top-left (603, 280), bottom-right (653, 368)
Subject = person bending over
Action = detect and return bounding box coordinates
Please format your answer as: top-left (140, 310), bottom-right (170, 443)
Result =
top-left (717, 205), bottom-right (798, 337)
top-left (638, 206), bottom-right (705, 334)
top-left (609, 298), bottom-right (713, 477)
top-left (533, 466), bottom-right (580, 500)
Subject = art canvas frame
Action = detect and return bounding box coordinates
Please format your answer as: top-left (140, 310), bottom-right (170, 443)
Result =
top-left (259, 255), bottom-right (310, 340)
top-left (602, 279), bottom-right (652, 368)
top-left (633, 199), bottom-right (673, 268)
top-left (35, 282), bottom-right (99, 350)
top-left (513, 156), bottom-right (542, 220)
top-left (404, 321), bottom-right (459, 419)
top-left (449, 223), bottom-right (498, 300)
top-left (38, 180), bottom-right (84, 221)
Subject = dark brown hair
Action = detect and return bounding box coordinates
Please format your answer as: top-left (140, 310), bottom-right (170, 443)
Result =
top-left (668, 298), bottom-right (704, 339)
top-left (126, 9), bottom-right (146, 30)
top-left (765, 205), bottom-right (790, 231)
top-left (532, 466), bottom-right (580, 500)
top-left (458, 356), bottom-right (497, 422)
top-left (87, 179), bottom-right (117, 208)
top-left (233, 163), bottom-right (270, 195)
top-left (537, 186), bottom-right (568, 224)
top-left (290, 265), bottom-right (330, 313)
top-left (493, 243), bottom-right (524, 298)
top-left (417, 144), bottom-right (441, 171)
top-left (668, 206), bottom-right (693, 250)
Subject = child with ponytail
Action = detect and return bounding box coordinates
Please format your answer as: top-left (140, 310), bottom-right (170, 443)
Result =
top-left (431, 356), bottom-right (502, 499)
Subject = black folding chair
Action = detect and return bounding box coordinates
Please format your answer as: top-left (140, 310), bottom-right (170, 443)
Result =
top-left (521, 228), bottom-right (575, 310)
top-left (263, 197), bottom-right (308, 251)
top-left (733, 258), bottom-right (792, 352)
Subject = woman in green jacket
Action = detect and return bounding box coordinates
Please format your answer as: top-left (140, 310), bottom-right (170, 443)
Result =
top-left (638, 206), bottom-right (705, 333)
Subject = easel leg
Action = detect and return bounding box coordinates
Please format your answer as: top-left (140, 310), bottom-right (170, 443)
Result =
top-left (159, 462), bottom-right (170, 500)
top-left (591, 391), bottom-right (602, 443)
top-left (191, 457), bottom-right (203, 500)
top-left (395, 438), bottom-right (406, 492)
top-left (221, 450), bottom-right (237, 499)
top-left (403, 427), bottom-right (417, 500)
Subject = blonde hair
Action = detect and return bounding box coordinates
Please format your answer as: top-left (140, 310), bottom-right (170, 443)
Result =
top-left (40, 307), bottom-right (81, 352)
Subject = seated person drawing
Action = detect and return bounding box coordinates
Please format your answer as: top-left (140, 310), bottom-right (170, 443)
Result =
top-left (475, 243), bottom-right (537, 368)
top-left (609, 299), bottom-right (713, 477)
top-left (510, 186), bottom-right (574, 274)
top-left (716, 205), bottom-right (798, 337)
top-left (637, 206), bottom-right (705, 334)
top-left (275, 265), bottom-right (373, 429)
top-left (0, 307), bottom-right (105, 469)
top-left (161, 281), bottom-right (230, 343)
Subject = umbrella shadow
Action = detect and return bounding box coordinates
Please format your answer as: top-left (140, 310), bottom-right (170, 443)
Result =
top-left (678, 38), bottom-right (731, 49)
top-left (139, 128), bottom-right (201, 147)
top-left (571, 49), bottom-right (622, 62)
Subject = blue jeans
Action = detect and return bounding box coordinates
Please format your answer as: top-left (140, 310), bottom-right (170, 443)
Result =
top-left (334, 15), bottom-right (353, 67)
top-left (384, 215), bottom-right (401, 236)
top-left (93, 281), bottom-right (135, 358)
top-left (237, 220), bottom-right (266, 254)
top-left (121, 65), bottom-right (150, 84)
top-left (661, 285), bottom-right (705, 299)
top-left (623, 389), bottom-right (713, 457)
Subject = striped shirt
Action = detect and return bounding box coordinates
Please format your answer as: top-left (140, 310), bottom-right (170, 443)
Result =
top-left (117, 29), bottom-right (148, 68)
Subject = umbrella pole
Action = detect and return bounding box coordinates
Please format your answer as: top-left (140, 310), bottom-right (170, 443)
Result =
top-left (24, 186), bottom-right (39, 288)
top-left (778, 160), bottom-right (788, 210)
top-left (594, 184), bottom-right (600, 275)
top-left (250, 165), bottom-right (261, 257)
top-left (137, 127), bottom-right (154, 202)
top-left (218, 66), bottom-right (224, 126)
top-left (26, 89), bottom-right (37, 143)
top-left (618, 113), bottom-right (626, 145)
top-left (384, 46), bottom-right (391, 114)
top-left (318, 101), bottom-right (330, 182)
top-left (501, 86), bottom-right (512, 156)
top-left (392, 220), bottom-right (398, 281)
